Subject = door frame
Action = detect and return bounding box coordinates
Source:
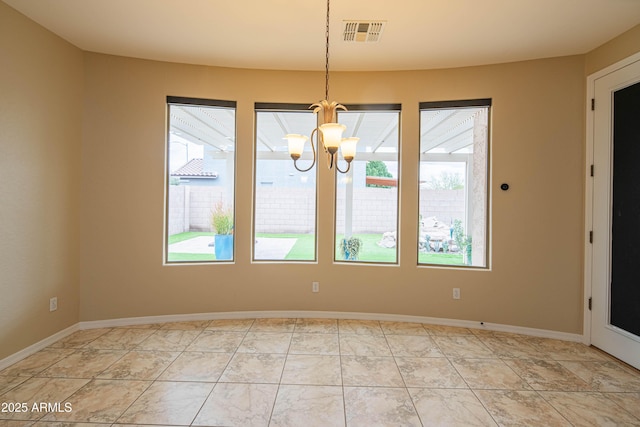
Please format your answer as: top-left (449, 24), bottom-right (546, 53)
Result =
top-left (584, 50), bottom-right (640, 346)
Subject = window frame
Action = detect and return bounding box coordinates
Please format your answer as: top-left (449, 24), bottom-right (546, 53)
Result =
top-left (252, 102), bottom-right (320, 263)
top-left (164, 96), bottom-right (237, 265)
top-left (417, 98), bottom-right (491, 269)
top-left (334, 103), bottom-right (402, 265)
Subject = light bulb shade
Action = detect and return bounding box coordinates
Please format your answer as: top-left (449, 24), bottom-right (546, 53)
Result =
top-left (285, 134), bottom-right (308, 158)
top-left (340, 137), bottom-right (359, 161)
top-left (319, 123), bottom-right (346, 151)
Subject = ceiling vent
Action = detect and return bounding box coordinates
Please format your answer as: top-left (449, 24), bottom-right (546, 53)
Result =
top-left (343, 21), bottom-right (386, 43)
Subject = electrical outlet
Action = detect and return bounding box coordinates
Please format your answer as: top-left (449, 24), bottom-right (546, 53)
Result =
top-left (49, 297), bottom-right (58, 312)
top-left (452, 288), bottom-right (461, 300)
top-left (312, 281), bottom-right (319, 293)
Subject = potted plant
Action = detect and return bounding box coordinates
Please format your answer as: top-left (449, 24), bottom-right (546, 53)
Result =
top-left (340, 236), bottom-right (363, 261)
top-left (211, 201), bottom-right (233, 260)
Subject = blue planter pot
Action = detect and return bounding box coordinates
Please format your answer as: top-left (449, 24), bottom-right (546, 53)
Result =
top-left (341, 239), bottom-right (359, 261)
top-left (214, 234), bottom-right (233, 260)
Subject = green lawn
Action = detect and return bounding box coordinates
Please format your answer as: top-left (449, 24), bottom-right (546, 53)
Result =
top-left (168, 231), bottom-right (465, 265)
top-left (168, 252), bottom-right (215, 262)
top-left (418, 252), bottom-right (464, 265)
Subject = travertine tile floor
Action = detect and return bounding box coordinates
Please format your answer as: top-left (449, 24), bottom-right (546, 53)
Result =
top-left (1, 318), bottom-right (640, 426)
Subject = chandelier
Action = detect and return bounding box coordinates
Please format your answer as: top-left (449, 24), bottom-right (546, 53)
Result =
top-left (284, 0), bottom-right (358, 174)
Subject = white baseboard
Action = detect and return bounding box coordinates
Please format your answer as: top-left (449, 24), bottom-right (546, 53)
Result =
top-left (79, 310), bottom-right (584, 342)
top-left (0, 323), bottom-right (79, 371)
top-left (2, 310), bottom-right (584, 371)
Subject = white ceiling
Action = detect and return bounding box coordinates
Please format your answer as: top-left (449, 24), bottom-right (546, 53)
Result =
top-left (4, 0), bottom-right (640, 71)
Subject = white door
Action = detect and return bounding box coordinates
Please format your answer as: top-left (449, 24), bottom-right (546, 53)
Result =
top-left (590, 56), bottom-right (640, 369)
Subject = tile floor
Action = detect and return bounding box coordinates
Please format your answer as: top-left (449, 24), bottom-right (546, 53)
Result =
top-left (1, 318), bottom-right (640, 426)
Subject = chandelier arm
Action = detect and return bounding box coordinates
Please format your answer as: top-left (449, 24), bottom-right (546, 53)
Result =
top-left (293, 129), bottom-right (318, 173)
top-left (319, 128), bottom-right (336, 169)
top-left (327, 152), bottom-right (335, 169)
top-left (293, 158), bottom-right (315, 173)
top-left (335, 159), bottom-right (351, 174)
top-left (310, 128), bottom-right (318, 167)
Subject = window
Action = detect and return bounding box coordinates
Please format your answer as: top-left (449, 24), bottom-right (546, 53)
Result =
top-left (418, 99), bottom-right (490, 268)
top-left (335, 106), bottom-right (401, 263)
top-left (165, 97), bottom-right (236, 263)
top-left (253, 104), bottom-right (318, 261)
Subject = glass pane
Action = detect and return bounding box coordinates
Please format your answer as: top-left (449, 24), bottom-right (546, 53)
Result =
top-left (166, 102), bottom-right (236, 263)
top-left (254, 110), bottom-right (317, 261)
top-left (610, 82), bottom-right (640, 336)
top-left (335, 110), bottom-right (400, 263)
top-left (418, 106), bottom-right (489, 267)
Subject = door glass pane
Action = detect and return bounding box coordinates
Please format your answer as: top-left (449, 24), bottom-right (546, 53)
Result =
top-left (418, 103), bottom-right (489, 268)
top-left (611, 81), bottom-right (640, 336)
top-left (166, 101), bottom-right (236, 263)
top-left (254, 110), bottom-right (317, 261)
top-left (335, 110), bottom-right (400, 263)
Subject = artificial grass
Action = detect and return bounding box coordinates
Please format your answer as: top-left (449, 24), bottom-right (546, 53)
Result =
top-left (167, 252), bottom-right (215, 262)
top-left (418, 252), bottom-right (464, 265)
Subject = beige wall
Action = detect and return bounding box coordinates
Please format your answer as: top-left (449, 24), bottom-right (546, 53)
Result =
top-left (586, 23), bottom-right (640, 75)
top-left (79, 53), bottom-right (587, 334)
top-left (2, 2), bottom-right (639, 361)
top-left (0, 2), bottom-right (83, 359)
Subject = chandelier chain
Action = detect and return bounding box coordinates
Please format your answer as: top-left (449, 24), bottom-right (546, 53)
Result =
top-left (286, 0), bottom-right (354, 174)
top-left (325, 0), bottom-right (330, 101)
